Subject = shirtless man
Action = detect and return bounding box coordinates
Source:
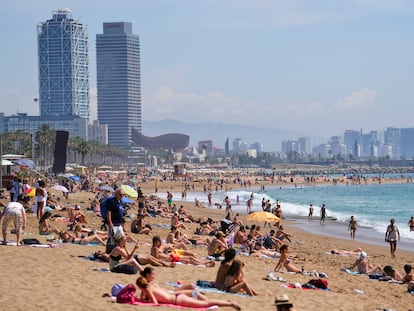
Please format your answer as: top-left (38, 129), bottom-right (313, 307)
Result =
top-left (207, 231), bottom-right (228, 258)
top-left (408, 217), bottom-right (414, 232)
top-left (347, 251), bottom-right (382, 274)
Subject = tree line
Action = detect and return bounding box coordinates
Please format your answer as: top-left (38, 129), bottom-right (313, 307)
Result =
top-left (0, 124), bottom-right (129, 168)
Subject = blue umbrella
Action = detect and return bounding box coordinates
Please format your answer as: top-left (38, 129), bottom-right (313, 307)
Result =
top-left (70, 175), bottom-right (81, 182)
top-left (13, 158), bottom-right (36, 169)
top-left (121, 197), bottom-right (133, 204)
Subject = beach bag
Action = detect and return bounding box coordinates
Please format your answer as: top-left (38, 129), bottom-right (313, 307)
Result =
top-left (22, 238), bottom-right (40, 245)
top-left (100, 196), bottom-right (115, 222)
top-left (308, 278), bottom-right (328, 289)
top-left (116, 284), bottom-right (138, 304)
top-left (105, 229), bottom-right (116, 254)
top-left (407, 281), bottom-right (414, 293)
top-left (111, 264), bottom-right (137, 275)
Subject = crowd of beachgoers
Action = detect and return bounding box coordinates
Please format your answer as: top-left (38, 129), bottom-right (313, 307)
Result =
top-left (1, 169), bottom-right (414, 310)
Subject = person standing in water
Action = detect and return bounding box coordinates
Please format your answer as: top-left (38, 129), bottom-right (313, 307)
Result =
top-left (348, 216), bottom-right (358, 240)
top-left (320, 204), bottom-right (327, 224)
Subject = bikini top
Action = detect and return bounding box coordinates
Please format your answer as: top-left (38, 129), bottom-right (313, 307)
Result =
top-left (110, 254), bottom-right (122, 261)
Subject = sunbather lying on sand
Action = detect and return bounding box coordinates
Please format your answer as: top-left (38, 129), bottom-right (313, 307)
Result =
top-left (136, 267), bottom-right (241, 310)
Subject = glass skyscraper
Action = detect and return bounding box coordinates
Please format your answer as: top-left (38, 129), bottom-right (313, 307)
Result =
top-left (96, 22), bottom-right (142, 147)
top-left (37, 9), bottom-right (89, 119)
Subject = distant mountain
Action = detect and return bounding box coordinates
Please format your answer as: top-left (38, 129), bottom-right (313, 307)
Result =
top-left (142, 119), bottom-right (306, 152)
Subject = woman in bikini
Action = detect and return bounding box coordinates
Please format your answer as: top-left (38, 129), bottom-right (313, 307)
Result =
top-left (224, 259), bottom-right (257, 296)
top-left (274, 244), bottom-right (304, 273)
top-left (136, 267), bottom-right (241, 310)
top-left (38, 212), bottom-right (61, 235)
top-left (110, 234), bottom-right (174, 274)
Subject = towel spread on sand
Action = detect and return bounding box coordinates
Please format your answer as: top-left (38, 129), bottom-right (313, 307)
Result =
top-left (165, 281), bottom-right (249, 297)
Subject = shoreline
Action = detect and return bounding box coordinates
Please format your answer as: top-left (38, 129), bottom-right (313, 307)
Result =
top-left (285, 216), bottom-right (414, 253)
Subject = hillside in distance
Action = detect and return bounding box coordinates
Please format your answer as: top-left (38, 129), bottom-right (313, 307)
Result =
top-left (142, 119), bottom-right (305, 152)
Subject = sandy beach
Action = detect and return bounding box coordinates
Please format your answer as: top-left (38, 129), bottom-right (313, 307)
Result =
top-left (1, 177), bottom-right (413, 311)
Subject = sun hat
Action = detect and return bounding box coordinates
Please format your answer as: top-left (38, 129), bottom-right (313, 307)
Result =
top-left (275, 294), bottom-right (293, 307)
top-left (111, 283), bottom-right (125, 297)
top-left (359, 251), bottom-right (367, 260)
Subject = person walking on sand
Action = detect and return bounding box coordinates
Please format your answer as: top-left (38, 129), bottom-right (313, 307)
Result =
top-left (348, 216), bottom-right (358, 240)
top-left (320, 204), bottom-right (327, 224)
top-left (385, 218), bottom-right (400, 258)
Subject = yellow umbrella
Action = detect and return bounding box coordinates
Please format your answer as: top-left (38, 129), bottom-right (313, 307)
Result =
top-left (245, 211), bottom-right (280, 222)
top-left (27, 188), bottom-right (36, 197)
top-left (120, 185), bottom-right (138, 198)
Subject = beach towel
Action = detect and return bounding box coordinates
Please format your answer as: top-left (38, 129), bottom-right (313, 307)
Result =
top-left (166, 281), bottom-right (249, 297)
top-left (341, 268), bottom-right (363, 275)
top-left (286, 283), bottom-right (331, 291)
top-left (263, 272), bottom-right (285, 282)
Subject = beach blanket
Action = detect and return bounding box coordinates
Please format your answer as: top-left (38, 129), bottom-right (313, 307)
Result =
top-left (286, 283), bottom-right (331, 291)
top-left (263, 272), bottom-right (285, 282)
top-left (166, 281), bottom-right (249, 297)
top-left (1, 239), bottom-right (60, 248)
top-left (93, 267), bottom-right (111, 272)
top-left (341, 268), bottom-right (364, 275)
top-left (154, 224), bottom-right (170, 229)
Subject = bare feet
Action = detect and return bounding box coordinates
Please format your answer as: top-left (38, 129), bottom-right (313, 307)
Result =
top-left (205, 261), bottom-right (215, 267)
top-left (230, 302), bottom-right (241, 310)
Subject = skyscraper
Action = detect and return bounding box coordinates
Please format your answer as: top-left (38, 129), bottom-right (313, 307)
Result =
top-left (96, 22), bottom-right (142, 147)
top-left (37, 9), bottom-right (89, 119)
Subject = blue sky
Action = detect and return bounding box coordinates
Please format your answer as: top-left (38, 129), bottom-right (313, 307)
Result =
top-left (1, 0), bottom-right (414, 138)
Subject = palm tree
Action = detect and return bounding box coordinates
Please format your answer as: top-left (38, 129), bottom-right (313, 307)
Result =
top-left (75, 139), bottom-right (91, 166)
top-left (35, 124), bottom-right (56, 170)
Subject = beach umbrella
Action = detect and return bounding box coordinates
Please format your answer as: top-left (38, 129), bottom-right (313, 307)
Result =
top-left (51, 185), bottom-right (69, 193)
top-left (121, 197), bottom-right (133, 204)
top-left (13, 158), bottom-right (36, 169)
top-left (69, 175), bottom-right (81, 182)
top-left (120, 184), bottom-right (138, 198)
top-left (97, 185), bottom-right (114, 192)
top-left (27, 188), bottom-right (36, 197)
top-left (56, 175), bottom-right (74, 183)
top-left (245, 211), bottom-right (280, 222)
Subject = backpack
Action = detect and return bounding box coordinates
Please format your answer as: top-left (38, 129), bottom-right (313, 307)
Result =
top-left (116, 284), bottom-right (139, 304)
top-left (100, 196), bottom-right (115, 221)
top-left (308, 278), bottom-right (328, 289)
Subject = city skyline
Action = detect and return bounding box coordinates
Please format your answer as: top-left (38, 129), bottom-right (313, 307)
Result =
top-left (1, 0), bottom-right (414, 139)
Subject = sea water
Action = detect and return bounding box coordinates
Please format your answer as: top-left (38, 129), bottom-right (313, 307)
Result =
top-left (159, 177), bottom-right (414, 250)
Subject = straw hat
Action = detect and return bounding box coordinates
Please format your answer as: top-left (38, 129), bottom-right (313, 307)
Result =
top-left (275, 294), bottom-right (293, 307)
